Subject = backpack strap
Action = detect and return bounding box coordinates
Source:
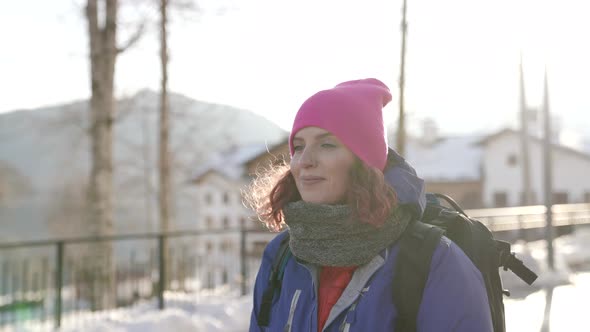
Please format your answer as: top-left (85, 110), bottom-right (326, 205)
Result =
top-left (257, 233), bottom-right (292, 327)
top-left (392, 221), bottom-right (445, 332)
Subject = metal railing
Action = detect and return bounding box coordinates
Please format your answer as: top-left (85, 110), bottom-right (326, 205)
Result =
top-left (0, 228), bottom-right (272, 331)
top-left (466, 203), bottom-right (590, 232)
top-left (1, 203), bottom-right (589, 331)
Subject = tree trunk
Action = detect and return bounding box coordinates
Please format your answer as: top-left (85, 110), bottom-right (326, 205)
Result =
top-left (159, 0), bottom-right (173, 289)
top-left (85, 0), bottom-right (118, 310)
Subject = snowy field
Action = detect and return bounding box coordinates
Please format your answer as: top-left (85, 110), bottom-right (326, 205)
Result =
top-left (3, 228), bottom-right (590, 332)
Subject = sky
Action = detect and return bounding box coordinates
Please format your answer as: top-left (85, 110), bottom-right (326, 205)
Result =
top-left (1, 0), bottom-right (589, 139)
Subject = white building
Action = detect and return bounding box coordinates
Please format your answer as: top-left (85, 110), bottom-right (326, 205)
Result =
top-left (390, 120), bottom-right (590, 209)
top-left (189, 144), bottom-right (277, 289)
top-left (479, 129), bottom-right (590, 207)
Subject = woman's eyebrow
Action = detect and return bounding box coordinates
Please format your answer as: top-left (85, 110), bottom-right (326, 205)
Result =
top-left (315, 133), bottom-right (334, 139)
top-left (293, 132), bottom-right (334, 142)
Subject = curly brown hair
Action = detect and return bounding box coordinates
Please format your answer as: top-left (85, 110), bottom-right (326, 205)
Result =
top-left (244, 157), bottom-right (398, 231)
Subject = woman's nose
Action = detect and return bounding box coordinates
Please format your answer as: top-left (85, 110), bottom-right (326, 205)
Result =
top-left (299, 147), bottom-right (316, 168)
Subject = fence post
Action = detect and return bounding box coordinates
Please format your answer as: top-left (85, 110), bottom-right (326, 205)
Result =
top-left (517, 215), bottom-right (525, 241)
top-left (54, 241), bottom-right (64, 329)
top-left (240, 228), bottom-right (247, 296)
top-left (158, 235), bottom-right (165, 310)
top-left (1, 261), bottom-right (7, 326)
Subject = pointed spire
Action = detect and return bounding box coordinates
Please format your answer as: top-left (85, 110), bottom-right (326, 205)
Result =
top-left (542, 66), bottom-right (550, 113)
top-left (519, 53), bottom-right (532, 206)
top-left (519, 53), bottom-right (527, 111)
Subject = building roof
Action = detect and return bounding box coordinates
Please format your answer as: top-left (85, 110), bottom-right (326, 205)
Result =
top-left (478, 128), bottom-right (590, 162)
top-left (189, 144), bottom-right (272, 183)
top-left (405, 135), bottom-right (483, 182)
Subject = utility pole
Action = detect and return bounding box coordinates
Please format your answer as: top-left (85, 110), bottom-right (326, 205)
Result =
top-left (542, 68), bottom-right (555, 270)
top-left (519, 56), bottom-right (533, 206)
top-left (159, 0), bottom-right (171, 236)
top-left (396, 0), bottom-right (408, 157)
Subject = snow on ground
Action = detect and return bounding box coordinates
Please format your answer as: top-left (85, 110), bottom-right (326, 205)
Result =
top-left (60, 291), bottom-right (253, 332)
top-left (504, 273), bottom-right (590, 332)
top-left (54, 286), bottom-right (254, 332)
top-left (6, 227), bottom-right (590, 332)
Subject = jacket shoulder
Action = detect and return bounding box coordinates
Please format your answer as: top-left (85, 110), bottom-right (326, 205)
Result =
top-left (261, 230), bottom-right (290, 262)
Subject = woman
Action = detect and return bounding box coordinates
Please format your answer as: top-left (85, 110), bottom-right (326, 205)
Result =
top-left (247, 79), bottom-right (492, 331)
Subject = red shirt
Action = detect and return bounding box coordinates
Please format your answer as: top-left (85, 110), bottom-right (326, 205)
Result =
top-left (317, 265), bottom-right (357, 331)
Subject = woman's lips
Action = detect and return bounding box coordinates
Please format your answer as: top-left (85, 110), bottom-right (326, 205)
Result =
top-left (300, 176), bottom-right (325, 185)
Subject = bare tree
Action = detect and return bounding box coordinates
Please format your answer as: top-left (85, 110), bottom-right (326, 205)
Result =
top-left (85, 0), bottom-right (143, 310)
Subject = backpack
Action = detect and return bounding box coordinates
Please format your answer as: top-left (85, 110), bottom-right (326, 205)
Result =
top-left (256, 193), bottom-right (538, 332)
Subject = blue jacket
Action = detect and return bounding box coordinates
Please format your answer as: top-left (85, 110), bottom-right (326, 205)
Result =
top-left (249, 150), bottom-right (493, 331)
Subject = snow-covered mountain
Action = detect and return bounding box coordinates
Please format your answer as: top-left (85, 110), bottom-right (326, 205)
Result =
top-left (0, 90), bottom-right (287, 242)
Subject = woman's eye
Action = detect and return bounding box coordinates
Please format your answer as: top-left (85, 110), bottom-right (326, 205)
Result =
top-left (293, 145), bottom-right (304, 151)
top-left (321, 143), bottom-right (336, 148)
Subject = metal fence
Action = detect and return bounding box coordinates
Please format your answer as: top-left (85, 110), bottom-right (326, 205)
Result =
top-left (467, 203), bottom-right (590, 232)
top-left (1, 203), bottom-right (589, 331)
top-left (0, 228), bottom-right (271, 331)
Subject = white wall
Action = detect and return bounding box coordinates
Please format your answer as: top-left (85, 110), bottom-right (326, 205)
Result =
top-left (194, 173), bottom-right (251, 228)
top-left (483, 132), bottom-right (590, 207)
top-left (192, 172), bottom-right (274, 289)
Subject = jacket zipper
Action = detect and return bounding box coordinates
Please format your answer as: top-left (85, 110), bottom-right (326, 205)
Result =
top-left (338, 286), bottom-right (369, 332)
top-left (338, 303), bottom-right (356, 332)
top-left (284, 289), bottom-right (302, 332)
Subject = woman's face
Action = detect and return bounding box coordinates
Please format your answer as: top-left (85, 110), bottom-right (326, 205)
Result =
top-left (290, 127), bottom-right (357, 204)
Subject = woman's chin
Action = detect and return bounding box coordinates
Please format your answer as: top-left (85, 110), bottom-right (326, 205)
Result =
top-left (301, 196), bottom-right (339, 205)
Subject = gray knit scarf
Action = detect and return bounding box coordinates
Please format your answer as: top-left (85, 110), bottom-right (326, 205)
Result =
top-left (283, 201), bottom-right (412, 267)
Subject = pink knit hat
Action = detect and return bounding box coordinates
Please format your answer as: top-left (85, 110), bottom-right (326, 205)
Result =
top-left (289, 78), bottom-right (392, 170)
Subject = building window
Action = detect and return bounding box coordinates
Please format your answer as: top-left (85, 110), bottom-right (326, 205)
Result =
top-left (252, 241), bottom-right (267, 256)
top-left (494, 192), bottom-right (508, 207)
top-left (205, 193), bottom-right (212, 204)
top-left (553, 192), bottom-right (568, 204)
top-left (222, 269), bottom-right (228, 284)
top-left (240, 217), bottom-right (247, 228)
top-left (220, 240), bottom-right (232, 252)
top-left (223, 192), bottom-right (230, 204)
top-left (584, 192), bottom-right (590, 203)
top-left (206, 272), bottom-right (214, 288)
top-left (206, 242), bottom-right (213, 253)
top-left (520, 191), bottom-right (537, 205)
top-left (459, 192), bottom-right (481, 209)
top-left (223, 216), bottom-right (229, 228)
top-left (206, 216), bottom-right (214, 229)
top-left (507, 154), bottom-right (518, 167)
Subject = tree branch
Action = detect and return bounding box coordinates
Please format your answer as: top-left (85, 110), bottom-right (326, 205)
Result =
top-left (117, 21), bottom-right (145, 54)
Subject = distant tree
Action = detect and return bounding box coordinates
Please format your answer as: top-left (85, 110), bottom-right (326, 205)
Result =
top-left (156, 0), bottom-right (236, 288)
